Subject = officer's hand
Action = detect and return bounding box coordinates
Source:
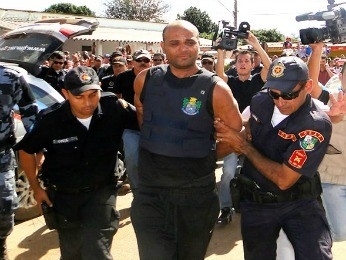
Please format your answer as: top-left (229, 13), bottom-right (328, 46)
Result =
top-left (33, 187), bottom-right (53, 211)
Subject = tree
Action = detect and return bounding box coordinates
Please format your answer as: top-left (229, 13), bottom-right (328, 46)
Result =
top-left (44, 3), bottom-right (95, 17)
top-left (251, 29), bottom-right (285, 43)
top-left (177, 7), bottom-right (216, 35)
top-left (104, 0), bottom-right (170, 22)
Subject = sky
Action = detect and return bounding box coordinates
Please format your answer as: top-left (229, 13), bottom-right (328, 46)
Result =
top-left (0, 0), bottom-right (339, 37)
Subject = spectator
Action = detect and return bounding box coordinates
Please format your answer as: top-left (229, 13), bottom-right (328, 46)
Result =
top-left (126, 55), bottom-right (134, 70)
top-left (215, 31), bottom-right (271, 225)
top-left (131, 20), bottom-right (242, 259)
top-left (319, 55), bottom-right (335, 85)
top-left (201, 52), bottom-right (215, 72)
top-left (152, 53), bottom-right (165, 66)
top-left (251, 50), bottom-right (263, 75)
top-left (113, 49), bottom-right (152, 194)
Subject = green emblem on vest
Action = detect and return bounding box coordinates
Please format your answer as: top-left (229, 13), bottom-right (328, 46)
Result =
top-left (182, 97), bottom-right (202, 115)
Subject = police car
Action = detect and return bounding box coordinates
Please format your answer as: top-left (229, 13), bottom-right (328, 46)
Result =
top-left (0, 18), bottom-right (99, 221)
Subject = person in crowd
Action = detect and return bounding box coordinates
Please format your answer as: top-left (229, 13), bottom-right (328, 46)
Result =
top-left (251, 50), bottom-right (263, 75)
top-left (126, 55), bottom-right (134, 70)
top-left (152, 53), bottom-right (165, 66)
top-left (283, 36), bottom-right (292, 49)
top-left (113, 49), bottom-right (152, 195)
top-left (215, 32), bottom-right (270, 225)
top-left (201, 52), bottom-right (215, 72)
top-left (308, 42), bottom-right (346, 242)
top-left (36, 51), bottom-right (67, 95)
top-left (215, 56), bottom-right (333, 260)
top-left (131, 20), bottom-right (242, 259)
top-left (100, 51), bottom-right (123, 80)
top-left (15, 66), bottom-right (138, 259)
top-left (92, 55), bottom-right (104, 78)
top-left (0, 65), bottom-right (38, 260)
top-left (318, 55), bottom-right (335, 85)
top-left (225, 49), bottom-right (239, 76)
top-left (101, 56), bottom-right (127, 93)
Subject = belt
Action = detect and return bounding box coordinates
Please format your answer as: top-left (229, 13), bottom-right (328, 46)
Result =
top-left (47, 179), bottom-right (114, 194)
top-left (243, 190), bottom-right (303, 204)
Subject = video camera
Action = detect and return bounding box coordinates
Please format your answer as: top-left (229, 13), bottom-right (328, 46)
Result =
top-left (296, 0), bottom-right (346, 44)
top-left (212, 21), bottom-right (250, 51)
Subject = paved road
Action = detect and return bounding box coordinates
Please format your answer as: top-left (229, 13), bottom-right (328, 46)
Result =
top-left (7, 167), bottom-right (346, 259)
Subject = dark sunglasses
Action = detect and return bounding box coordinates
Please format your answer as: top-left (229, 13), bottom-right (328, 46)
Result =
top-left (202, 61), bottom-right (213, 65)
top-left (135, 58), bottom-right (150, 63)
top-left (53, 61), bottom-right (64, 65)
top-left (268, 85), bottom-right (305, 100)
top-left (153, 59), bottom-right (163, 62)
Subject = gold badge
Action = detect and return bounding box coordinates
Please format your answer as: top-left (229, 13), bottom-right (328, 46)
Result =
top-left (80, 72), bottom-right (91, 83)
top-left (271, 61), bottom-right (285, 78)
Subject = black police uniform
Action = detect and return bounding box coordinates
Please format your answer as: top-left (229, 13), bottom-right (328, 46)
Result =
top-left (37, 66), bottom-right (66, 95)
top-left (14, 94), bottom-right (137, 259)
top-left (227, 73), bottom-right (264, 112)
top-left (114, 69), bottom-right (136, 104)
top-left (131, 65), bottom-right (220, 260)
top-left (240, 91), bottom-right (332, 260)
top-left (101, 74), bottom-right (117, 93)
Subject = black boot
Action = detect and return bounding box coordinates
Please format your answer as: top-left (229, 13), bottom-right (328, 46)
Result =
top-left (0, 237), bottom-right (9, 260)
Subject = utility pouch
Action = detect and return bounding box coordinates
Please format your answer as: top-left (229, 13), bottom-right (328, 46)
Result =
top-left (230, 174), bottom-right (242, 212)
top-left (41, 202), bottom-right (58, 230)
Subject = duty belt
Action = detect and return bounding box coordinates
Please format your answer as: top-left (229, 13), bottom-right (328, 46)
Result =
top-left (243, 190), bottom-right (305, 204)
top-left (47, 179), bottom-right (115, 194)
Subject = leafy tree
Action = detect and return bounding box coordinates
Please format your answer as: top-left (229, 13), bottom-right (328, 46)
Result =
top-left (44, 3), bottom-right (95, 17)
top-left (104, 0), bottom-right (170, 22)
top-left (177, 7), bottom-right (216, 35)
top-left (251, 29), bottom-right (285, 43)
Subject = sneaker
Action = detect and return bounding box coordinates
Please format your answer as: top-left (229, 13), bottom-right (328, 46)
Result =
top-left (217, 207), bottom-right (232, 225)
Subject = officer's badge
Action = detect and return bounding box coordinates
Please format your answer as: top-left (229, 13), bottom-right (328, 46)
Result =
top-left (109, 81), bottom-right (114, 86)
top-left (80, 72), bottom-right (91, 83)
top-left (182, 97), bottom-right (201, 115)
top-left (300, 135), bottom-right (318, 151)
top-left (288, 149), bottom-right (307, 169)
top-left (271, 61), bottom-right (285, 78)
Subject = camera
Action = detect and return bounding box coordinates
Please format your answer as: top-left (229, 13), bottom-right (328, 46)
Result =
top-left (296, 0), bottom-right (346, 44)
top-left (212, 21), bottom-right (250, 51)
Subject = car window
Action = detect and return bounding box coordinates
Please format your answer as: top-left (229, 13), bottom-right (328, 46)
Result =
top-left (0, 33), bottom-right (62, 67)
top-left (30, 84), bottom-right (61, 109)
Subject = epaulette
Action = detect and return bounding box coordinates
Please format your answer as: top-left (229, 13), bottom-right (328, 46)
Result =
top-left (118, 98), bottom-right (129, 109)
top-left (36, 101), bottom-right (63, 121)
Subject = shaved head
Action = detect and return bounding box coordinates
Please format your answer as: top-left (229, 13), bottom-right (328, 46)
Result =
top-left (162, 20), bottom-right (199, 41)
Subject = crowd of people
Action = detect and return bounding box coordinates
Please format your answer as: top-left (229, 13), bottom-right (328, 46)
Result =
top-left (1, 18), bottom-right (346, 260)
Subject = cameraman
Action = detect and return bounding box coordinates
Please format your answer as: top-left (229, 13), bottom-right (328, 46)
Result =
top-left (215, 31), bottom-right (271, 224)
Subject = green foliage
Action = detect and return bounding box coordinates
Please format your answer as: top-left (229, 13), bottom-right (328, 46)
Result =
top-left (177, 7), bottom-right (216, 34)
top-left (104, 0), bottom-right (170, 22)
top-left (251, 29), bottom-right (285, 43)
top-left (44, 3), bottom-right (95, 17)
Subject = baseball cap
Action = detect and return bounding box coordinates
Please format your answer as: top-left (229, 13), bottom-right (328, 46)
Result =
top-left (111, 56), bottom-right (127, 65)
top-left (103, 54), bottom-right (110, 58)
top-left (263, 56), bottom-right (309, 93)
top-left (64, 66), bottom-right (102, 95)
top-left (201, 53), bottom-right (214, 61)
top-left (133, 49), bottom-right (151, 60)
top-left (110, 51), bottom-right (123, 59)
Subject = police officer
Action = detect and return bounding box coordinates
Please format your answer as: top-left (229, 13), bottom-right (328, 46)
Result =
top-left (0, 65), bottom-right (38, 259)
top-left (101, 56), bottom-right (128, 93)
top-left (15, 66), bottom-right (137, 259)
top-left (132, 20), bottom-right (242, 259)
top-left (37, 51), bottom-right (67, 95)
top-left (215, 56), bottom-right (333, 259)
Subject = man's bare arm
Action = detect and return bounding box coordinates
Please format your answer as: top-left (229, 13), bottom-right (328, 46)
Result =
top-left (213, 80), bottom-right (242, 158)
top-left (133, 69), bottom-right (149, 128)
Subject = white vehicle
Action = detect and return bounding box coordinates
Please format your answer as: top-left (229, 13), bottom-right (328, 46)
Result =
top-left (0, 18), bottom-right (99, 221)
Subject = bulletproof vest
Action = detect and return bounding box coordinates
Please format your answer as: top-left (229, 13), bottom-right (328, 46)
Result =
top-left (140, 65), bottom-right (218, 158)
